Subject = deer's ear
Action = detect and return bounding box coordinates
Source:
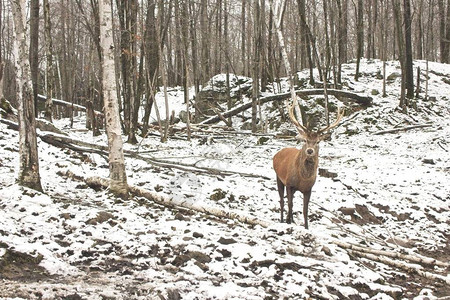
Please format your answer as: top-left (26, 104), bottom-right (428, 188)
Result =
top-left (295, 134), bottom-right (306, 143)
top-left (295, 131), bottom-right (308, 142)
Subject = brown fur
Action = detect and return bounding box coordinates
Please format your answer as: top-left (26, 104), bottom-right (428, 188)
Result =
top-left (273, 134), bottom-right (321, 229)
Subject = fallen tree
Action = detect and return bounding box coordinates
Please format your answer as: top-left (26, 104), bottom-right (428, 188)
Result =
top-left (73, 173), bottom-right (272, 228)
top-left (37, 94), bottom-right (103, 116)
top-left (77, 173), bottom-right (449, 285)
top-left (200, 89), bottom-right (373, 125)
top-left (0, 118), bottom-right (270, 180)
top-left (373, 124), bottom-right (433, 135)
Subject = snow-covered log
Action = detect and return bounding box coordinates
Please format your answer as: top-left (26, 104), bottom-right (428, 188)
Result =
top-left (334, 240), bottom-right (450, 268)
top-left (373, 124), bottom-right (433, 135)
top-left (200, 89), bottom-right (373, 125)
top-left (348, 250), bottom-right (450, 285)
top-left (37, 94), bottom-right (103, 116)
top-left (84, 175), bottom-right (272, 228)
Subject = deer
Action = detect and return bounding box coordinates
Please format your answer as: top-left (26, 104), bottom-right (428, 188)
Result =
top-left (273, 104), bottom-right (344, 229)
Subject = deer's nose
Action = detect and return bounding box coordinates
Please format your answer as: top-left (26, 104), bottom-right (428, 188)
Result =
top-left (306, 148), bottom-right (314, 155)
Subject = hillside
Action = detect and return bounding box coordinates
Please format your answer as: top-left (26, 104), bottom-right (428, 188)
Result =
top-left (0, 59), bottom-right (449, 299)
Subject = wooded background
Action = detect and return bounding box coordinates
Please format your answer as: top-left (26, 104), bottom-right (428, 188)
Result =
top-left (0, 0), bottom-right (448, 138)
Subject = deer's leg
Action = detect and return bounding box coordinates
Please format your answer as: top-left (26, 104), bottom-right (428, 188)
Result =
top-left (286, 187), bottom-right (294, 224)
top-left (276, 176), bottom-right (285, 222)
top-left (303, 190), bottom-right (312, 229)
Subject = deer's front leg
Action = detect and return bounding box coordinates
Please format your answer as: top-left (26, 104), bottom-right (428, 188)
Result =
top-left (286, 187), bottom-right (294, 224)
top-left (302, 190), bottom-right (311, 229)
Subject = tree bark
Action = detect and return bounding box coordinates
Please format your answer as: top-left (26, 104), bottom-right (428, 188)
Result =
top-left (438, 0), bottom-right (447, 62)
top-left (99, 0), bottom-right (128, 199)
top-left (392, 0), bottom-right (407, 107)
top-left (0, 0), bottom-right (3, 103)
top-left (29, 0), bottom-right (39, 118)
top-left (11, 0), bottom-right (43, 192)
top-left (355, 0), bottom-right (364, 81)
top-left (251, 0), bottom-right (261, 133)
top-left (403, 0), bottom-right (414, 98)
top-left (43, 0), bottom-right (55, 122)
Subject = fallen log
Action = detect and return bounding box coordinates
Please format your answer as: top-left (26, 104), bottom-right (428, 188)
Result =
top-left (348, 250), bottom-right (450, 285)
top-left (200, 89), bottom-right (372, 125)
top-left (373, 124), bottom-right (433, 135)
top-left (334, 240), bottom-right (450, 268)
top-left (0, 119), bottom-right (270, 180)
top-left (84, 175), bottom-right (272, 228)
top-left (37, 94), bottom-right (104, 116)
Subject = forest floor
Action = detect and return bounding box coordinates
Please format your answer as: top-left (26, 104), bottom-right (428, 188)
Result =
top-left (0, 59), bottom-right (449, 299)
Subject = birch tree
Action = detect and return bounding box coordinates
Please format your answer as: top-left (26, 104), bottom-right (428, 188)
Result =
top-left (99, 0), bottom-right (128, 198)
top-left (11, 0), bottom-right (43, 192)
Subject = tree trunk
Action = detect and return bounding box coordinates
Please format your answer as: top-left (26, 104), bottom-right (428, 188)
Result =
top-left (403, 0), bottom-right (414, 99)
top-left (200, 0), bottom-right (209, 85)
top-left (127, 0), bottom-right (139, 144)
top-left (11, 0), bottom-right (43, 192)
top-left (43, 0), bottom-right (55, 122)
top-left (99, 0), bottom-right (128, 199)
top-left (445, 0), bottom-right (450, 62)
top-left (29, 0), bottom-right (39, 118)
top-left (0, 0), bottom-right (3, 103)
top-left (355, 0), bottom-right (364, 81)
top-left (392, 0), bottom-right (407, 108)
top-left (438, 0), bottom-right (447, 62)
top-left (251, 0), bottom-right (261, 133)
top-left (241, 0), bottom-right (246, 75)
top-left (416, 0), bottom-right (424, 60)
top-left (142, 0), bottom-right (159, 137)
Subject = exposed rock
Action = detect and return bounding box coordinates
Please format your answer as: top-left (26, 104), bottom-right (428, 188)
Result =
top-left (217, 237), bottom-right (237, 245)
top-left (86, 211), bottom-right (115, 225)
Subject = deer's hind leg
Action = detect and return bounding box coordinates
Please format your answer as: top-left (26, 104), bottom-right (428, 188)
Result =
top-left (276, 176), bottom-right (285, 222)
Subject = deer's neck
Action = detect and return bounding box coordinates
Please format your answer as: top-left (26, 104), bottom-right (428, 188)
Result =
top-left (297, 151), bottom-right (318, 179)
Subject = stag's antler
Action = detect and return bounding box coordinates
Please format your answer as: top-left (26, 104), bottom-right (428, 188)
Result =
top-left (288, 104), bottom-right (308, 135)
top-left (317, 107), bottom-right (345, 136)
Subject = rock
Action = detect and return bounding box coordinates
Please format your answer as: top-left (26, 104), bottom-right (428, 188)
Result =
top-left (371, 89), bottom-right (379, 95)
top-left (193, 232), bottom-right (204, 238)
top-left (171, 254), bottom-right (190, 267)
top-left (218, 237), bottom-right (237, 245)
top-left (241, 121), bottom-right (253, 131)
top-left (86, 211), bottom-right (115, 225)
top-left (321, 246), bottom-right (332, 256)
top-left (210, 188), bottom-right (227, 201)
top-left (178, 110), bottom-right (189, 123)
top-left (422, 158), bottom-right (435, 165)
top-left (387, 72), bottom-right (401, 82)
top-left (187, 251), bottom-right (211, 264)
top-left (217, 248), bottom-right (232, 258)
top-left (257, 136), bottom-right (270, 145)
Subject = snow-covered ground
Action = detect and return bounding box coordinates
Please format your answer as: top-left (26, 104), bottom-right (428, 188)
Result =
top-left (0, 59), bottom-right (449, 299)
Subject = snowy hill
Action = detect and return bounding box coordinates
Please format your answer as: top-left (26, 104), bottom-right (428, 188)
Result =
top-left (0, 59), bottom-right (449, 299)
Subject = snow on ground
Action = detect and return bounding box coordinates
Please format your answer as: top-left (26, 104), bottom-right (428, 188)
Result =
top-left (0, 59), bottom-right (449, 299)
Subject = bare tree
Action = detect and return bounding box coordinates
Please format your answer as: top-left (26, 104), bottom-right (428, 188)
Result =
top-left (30, 0), bottom-right (39, 117)
top-left (11, 0), bottom-right (43, 192)
top-left (99, 0), bottom-right (128, 198)
top-left (355, 0), bottom-right (364, 81)
top-left (43, 0), bottom-right (55, 122)
top-left (0, 0), bottom-right (3, 102)
top-left (403, 0), bottom-right (414, 98)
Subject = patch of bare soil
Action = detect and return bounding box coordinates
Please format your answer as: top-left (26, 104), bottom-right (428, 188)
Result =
top-left (0, 245), bottom-right (50, 282)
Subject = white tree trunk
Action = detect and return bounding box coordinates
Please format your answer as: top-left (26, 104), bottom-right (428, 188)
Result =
top-left (11, 0), bottom-right (42, 192)
top-left (99, 0), bottom-right (128, 198)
